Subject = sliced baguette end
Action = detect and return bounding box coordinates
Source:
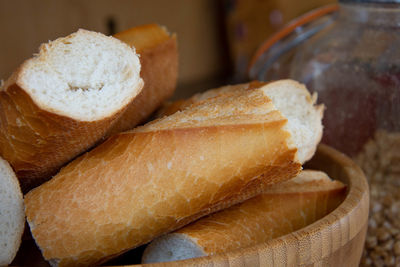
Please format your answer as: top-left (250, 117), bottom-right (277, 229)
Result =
top-left (260, 80), bottom-right (323, 164)
top-left (0, 157), bottom-right (24, 266)
top-left (142, 233), bottom-right (206, 264)
top-left (15, 29), bottom-right (143, 122)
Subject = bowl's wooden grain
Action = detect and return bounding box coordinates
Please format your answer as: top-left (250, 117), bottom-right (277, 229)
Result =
top-left (138, 144), bottom-right (369, 267)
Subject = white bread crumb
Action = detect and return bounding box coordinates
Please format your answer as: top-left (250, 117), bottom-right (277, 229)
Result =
top-left (0, 157), bottom-right (24, 265)
top-left (18, 29), bottom-right (143, 121)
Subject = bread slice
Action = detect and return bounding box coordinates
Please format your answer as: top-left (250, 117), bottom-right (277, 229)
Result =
top-left (0, 157), bottom-right (25, 266)
top-left (142, 170), bottom-right (346, 263)
top-left (24, 80), bottom-right (321, 266)
top-left (158, 80), bottom-right (324, 164)
top-left (108, 24), bottom-right (178, 135)
top-left (0, 29), bottom-right (143, 191)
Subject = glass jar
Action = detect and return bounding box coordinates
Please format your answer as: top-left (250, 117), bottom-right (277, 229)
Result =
top-left (290, 1), bottom-right (400, 157)
top-left (250, 1), bottom-right (400, 265)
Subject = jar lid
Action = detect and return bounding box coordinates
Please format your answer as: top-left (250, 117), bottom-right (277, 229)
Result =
top-left (248, 4), bottom-right (338, 81)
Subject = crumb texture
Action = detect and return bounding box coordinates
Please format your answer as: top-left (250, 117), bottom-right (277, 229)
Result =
top-left (0, 157), bottom-right (24, 265)
top-left (261, 80), bottom-right (323, 164)
top-left (20, 29), bottom-right (142, 121)
top-left (142, 233), bottom-right (206, 263)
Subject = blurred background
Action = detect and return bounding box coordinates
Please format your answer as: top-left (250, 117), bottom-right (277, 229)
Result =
top-left (0, 0), bottom-right (335, 99)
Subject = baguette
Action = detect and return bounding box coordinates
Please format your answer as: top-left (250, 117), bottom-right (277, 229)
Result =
top-left (24, 80), bottom-right (323, 266)
top-left (142, 170), bottom-right (346, 263)
top-left (109, 24), bottom-right (178, 135)
top-left (0, 156), bottom-right (25, 265)
top-left (159, 80), bottom-right (323, 164)
top-left (0, 29), bottom-right (143, 191)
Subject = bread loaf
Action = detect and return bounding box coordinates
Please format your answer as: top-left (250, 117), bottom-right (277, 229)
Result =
top-left (159, 80), bottom-right (323, 164)
top-left (24, 80), bottom-right (322, 266)
top-left (0, 29), bottom-right (143, 191)
top-left (109, 24), bottom-right (178, 135)
top-left (142, 170), bottom-right (346, 263)
top-left (0, 157), bottom-right (24, 265)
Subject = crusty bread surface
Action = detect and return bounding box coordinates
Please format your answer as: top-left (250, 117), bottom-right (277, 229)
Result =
top-left (158, 80), bottom-right (324, 164)
top-left (157, 81), bottom-right (266, 117)
top-left (0, 157), bottom-right (25, 266)
top-left (109, 24), bottom-right (178, 135)
top-left (0, 29), bottom-right (143, 191)
top-left (23, 80), bottom-right (324, 266)
top-left (142, 170), bottom-right (346, 263)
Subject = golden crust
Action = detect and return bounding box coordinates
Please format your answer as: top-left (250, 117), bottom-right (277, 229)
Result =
top-left (25, 90), bottom-right (301, 266)
top-left (157, 81), bottom-right (267, 117)
top-left (157, 79), bottom-right (323, 165)
top-left (109, 25), bottom-right (178, 134)
top-left (163, 171), bottom-right (346, 257)
top-left (0, 78), bottom-right (124, 192)
top-left (0, 25), bottom-right (178, 192)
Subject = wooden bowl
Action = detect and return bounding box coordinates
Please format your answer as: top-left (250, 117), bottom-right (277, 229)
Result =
top-left (140, 144), bottom-right (370, 267)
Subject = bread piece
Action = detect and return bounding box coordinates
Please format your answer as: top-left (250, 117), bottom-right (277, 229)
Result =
top-left (109, 24), bottom-right (178, 135)
top-left (142, 170), bottom-right (346, 263)
top-left (158, 80), bottom-right (324, 164)
top-left (0, 157), bottom-right (25, 265)
top-left (157, 81), bottom-right (265, 117)
top-left (0, 29), bottom-right (143, 191)
top-left (24, 80), bottom-right (321, 266)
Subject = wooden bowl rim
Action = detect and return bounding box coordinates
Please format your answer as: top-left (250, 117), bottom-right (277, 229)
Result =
top-left (140, 144), bottom-right (369, 266)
